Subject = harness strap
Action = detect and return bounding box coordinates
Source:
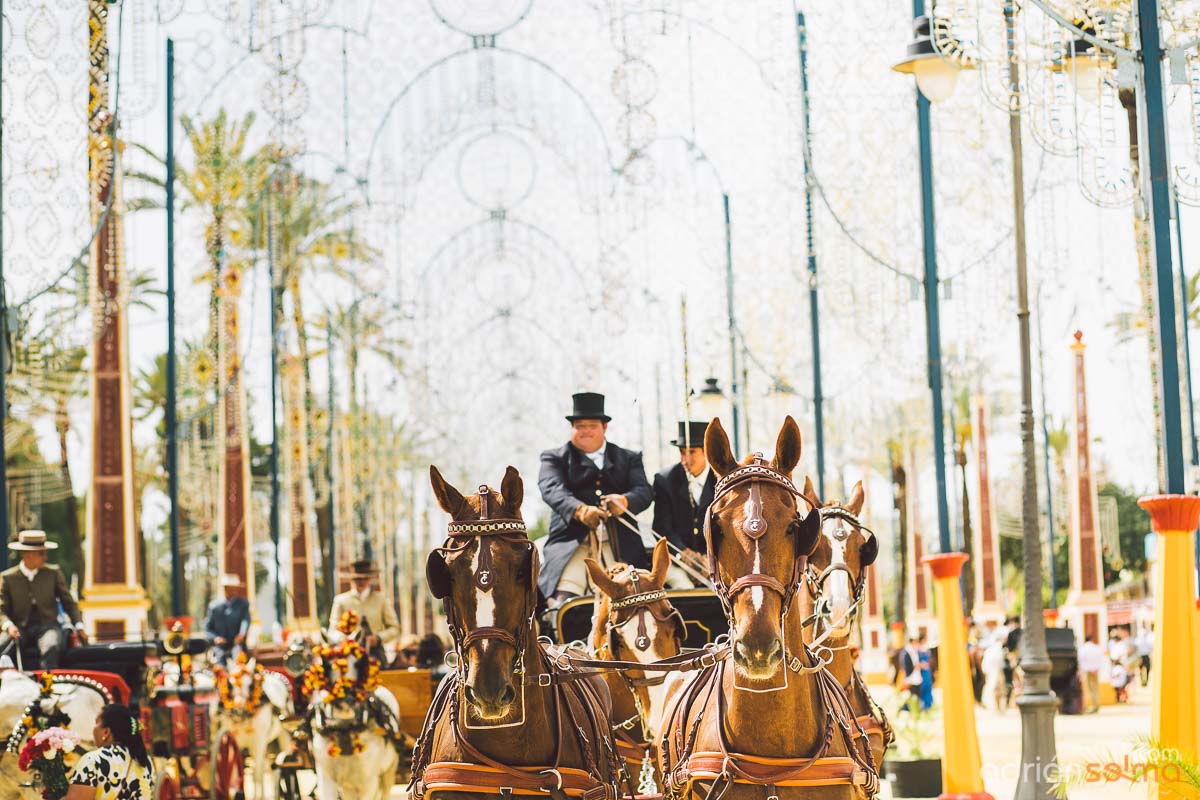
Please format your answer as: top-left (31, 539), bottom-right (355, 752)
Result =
top-left (684, 754), bottom-right (867, 787)
top-left (422, 762), bottom-right (613, 799)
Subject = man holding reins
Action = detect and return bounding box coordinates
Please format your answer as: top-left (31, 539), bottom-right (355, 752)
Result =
top-left (328, 559), bottom-right (401, 664)
top-left (651, 420), bottom-right (714, 588)
top-left (537, 392), bottom-right (653, 610)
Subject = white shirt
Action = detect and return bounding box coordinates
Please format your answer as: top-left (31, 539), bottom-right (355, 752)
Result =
top-left (582, 443), bottom-right (607, 470)
top-left (1078, 641), bottom-right (1105, 673)
top-left (357, 587), bottom-right (372, 602)
top-left (687, 466), bottom-right (711, 504)
top-left (18, 563), bottom-right (38, 582)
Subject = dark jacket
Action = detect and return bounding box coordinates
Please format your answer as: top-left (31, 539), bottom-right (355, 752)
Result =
top-left (651, 463), bottom-right (715, 555)
top-left (204, 596), bottom-right (251, 643)
top-left (537, 441), bottom-right (653, 597)
top-left (0, 565), bottom-right (82, 632)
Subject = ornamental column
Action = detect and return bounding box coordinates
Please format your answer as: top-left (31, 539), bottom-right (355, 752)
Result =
top-left (79, 0), bottom-right (149, 640)
top-left (215, 260), bottom-right (255, 606)
top-left (972, 394), bottom-right (1005, 624)
top-left (906, 448), bottom-right (936, 639)
top-left (1060, 331), bottom-right (1107, 645)
top-left (283, 355), bottom-right (317, 631)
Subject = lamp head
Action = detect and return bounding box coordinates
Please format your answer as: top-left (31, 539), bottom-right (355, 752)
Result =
top-left (892, 14), bottom-right (963, 104)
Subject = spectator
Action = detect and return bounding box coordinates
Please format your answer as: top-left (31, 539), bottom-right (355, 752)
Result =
top-left (1134, 626), bottom-right (1153, 687)
top-left (917, 632), bottom-right (934, 711)
top-left (1077, 634), bottom-right (1104, 713)
top-left (899, 636), bottom-right (923, 712)
top-left (981, 639), bottom-right (1008, 712)
top-left (395, 635), bottom-right (421, 669)
top-left (66, 704), bottom-right (153, 800)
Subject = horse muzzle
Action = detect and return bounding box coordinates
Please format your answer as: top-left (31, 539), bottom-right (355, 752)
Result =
top-left (733, 636), bottom-right (783, 678)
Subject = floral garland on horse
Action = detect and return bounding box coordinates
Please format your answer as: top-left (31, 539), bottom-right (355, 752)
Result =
top-left (302, 610), bottom-right (383, 755)
top-left (213, 651), bottom-right (267, 718)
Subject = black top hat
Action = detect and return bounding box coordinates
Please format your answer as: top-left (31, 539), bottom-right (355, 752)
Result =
top-left (343, 559), bottom-right (380, 579)
top-left (566, 392), bottom-right (611, 423)
top-left (670, 421), bottom-right (709, 448)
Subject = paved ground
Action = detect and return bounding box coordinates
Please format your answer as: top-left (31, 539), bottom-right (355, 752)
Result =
top-left (275, 682), bottom-right (1154, 799)
top-left (873, 682), bottom-right (1153, 799)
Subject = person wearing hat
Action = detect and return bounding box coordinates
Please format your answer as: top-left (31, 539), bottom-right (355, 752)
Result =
top-left (328, 559), bottom-right (400, 664)
top-left (0, 530), bottom-right (86, 669)
top-left (204, 573), bottom-right (251, 665)
top-left (651, 420), bottom-right (715, 588)
top-left (537, 392), bottom-right (653, 609)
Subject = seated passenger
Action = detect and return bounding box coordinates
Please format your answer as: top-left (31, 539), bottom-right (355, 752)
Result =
top-left (0, 529), bottom-right (87, 669)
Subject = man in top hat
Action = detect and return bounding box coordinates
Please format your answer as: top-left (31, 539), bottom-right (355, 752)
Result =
top-left (652, 420), bottom-right (715, 587)
top-left (328, 559), bottom-right (400, 664)
top-left (0, 530), bottom-right (86, 669)
top-left (204, 573), bottom-right (251, 666)
top-left (537, 392), bottom-right (653, 608)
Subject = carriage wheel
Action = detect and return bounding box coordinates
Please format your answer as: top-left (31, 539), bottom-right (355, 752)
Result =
top-left (212, 732), bottom-right (245, 800)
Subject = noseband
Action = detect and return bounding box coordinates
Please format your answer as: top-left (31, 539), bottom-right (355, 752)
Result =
top-left (436, 486), bottom-right (536, 665)
top-left (703, 455), bottom-right (818, 623)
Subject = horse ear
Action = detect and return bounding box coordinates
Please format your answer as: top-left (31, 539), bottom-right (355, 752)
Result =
top-left (426, 550), bottom-right (451, 600)
top-left (705, 419), bottom-right (737, 477)
top-left (585, 559), bottom-right (623, 598)
top-left (860, 532), bottom-right (879, 567)
top-left (500, 466), bottom-right (524, 517)
top-left (772, 416), bottom-right (803, 477)
top-left (794, 508), bottom-right (822, 558)
top-left (846, 480), bottom-right (865, 516)
top-left (430, 465), bottom-right (468, 517)
top-left (803, 475), bottom-right (819, 510)
top-left (650, 537), bottom-right (671, 587)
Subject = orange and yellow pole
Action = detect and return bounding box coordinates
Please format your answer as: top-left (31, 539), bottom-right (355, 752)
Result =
top-left (923, 552), bottom-right (993, 800)
top-left (1137, 495), bottom-right (1200, 800)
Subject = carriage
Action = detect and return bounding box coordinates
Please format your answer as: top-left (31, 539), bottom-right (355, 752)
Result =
top-left (1, 623), bottom-right (267, 800)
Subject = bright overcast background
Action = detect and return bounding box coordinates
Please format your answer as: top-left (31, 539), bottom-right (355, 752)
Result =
top-left (4, 0), bottom-right (1200, 599)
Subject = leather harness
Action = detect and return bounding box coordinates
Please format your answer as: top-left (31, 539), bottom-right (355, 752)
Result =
top-left (411, 488), bottom-right (628, 800)
top-left (658, 459), bottom-right (880, 799)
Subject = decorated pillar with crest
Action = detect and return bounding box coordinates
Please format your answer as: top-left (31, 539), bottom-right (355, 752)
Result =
top-left (972, 394), bottom-right (1005, 624)
top-left (1061, 332), bottom-right (1107, 645)
top-left (79, 0), bottom-right (150, 639)
top-left (283, 355), bottom-right (318, 631)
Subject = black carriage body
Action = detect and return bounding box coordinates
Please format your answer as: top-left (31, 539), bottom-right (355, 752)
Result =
top-left (553, 588), bottom-right (729, 649)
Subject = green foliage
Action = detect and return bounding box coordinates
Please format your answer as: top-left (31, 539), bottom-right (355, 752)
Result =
top-left (888, 700), bottom-right (940, 761)
top-left (1098, 482), bottom-right (1150, 577)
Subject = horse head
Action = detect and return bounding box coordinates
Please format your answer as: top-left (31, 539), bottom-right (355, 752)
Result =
top-left (803, 477), bottom-right (877, 642)
top-left (704, 417), bottom-right (821, 681)
top-left (426, 464), bottom-right (536, 722)
top-left (586, 538), bottom-right (683, 664)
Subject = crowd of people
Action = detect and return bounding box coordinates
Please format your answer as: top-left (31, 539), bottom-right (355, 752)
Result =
top-left (1077, 626), bottom-right (1152, 711)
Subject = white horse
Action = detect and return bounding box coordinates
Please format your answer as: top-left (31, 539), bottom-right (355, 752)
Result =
top-left (0, 669), bottom-right (108, 799)
top-left (212, 658), bottom-right (294, 799)
top-left (308, 631), bottom-right (399, 800)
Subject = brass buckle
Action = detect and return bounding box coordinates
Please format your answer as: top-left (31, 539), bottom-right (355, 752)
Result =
top-left (699, 652), bottom-right (717, 669)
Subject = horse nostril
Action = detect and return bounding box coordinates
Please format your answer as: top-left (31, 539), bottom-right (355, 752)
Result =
top-left (464, 686), bottom-right (478, 706)
top-left (767, 639), bottom-right (783, 662)
top-left (499, 684), bottom-right (516, 706)
top-left (734, 641), bottom-right (751, 663)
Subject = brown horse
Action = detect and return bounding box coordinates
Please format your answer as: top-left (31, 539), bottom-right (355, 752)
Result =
top-left (659, 418), bottom-right (878, 800)
top-left (798, 478), bottom-right (892, 773)
top-left (585, 538), bottom-right (684, 793)
top-left (411, 466), bottom-right (627, 800)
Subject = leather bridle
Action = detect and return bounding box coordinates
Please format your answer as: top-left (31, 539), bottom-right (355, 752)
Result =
top-left (702, 455), bottom-right (819, 626)
top-left (602, 568), bottom-right (685, 689)
top-left (432, 486), bottom-right (539, 677)
top-left (804, 505), bottom-right (870, 646)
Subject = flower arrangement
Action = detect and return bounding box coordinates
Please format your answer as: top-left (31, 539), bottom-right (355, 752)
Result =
top-left (5, 673), bottom-right (70, 756)
top-left (301, 610), bottom-right (381, 755)
top-left (18, 726), bottom-right (81, 800)
top-left (213, 651), bottom-right (266, 715)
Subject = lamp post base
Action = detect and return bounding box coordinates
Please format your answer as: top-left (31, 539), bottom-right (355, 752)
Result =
top-left (1014, 656), bottom-right (1059, 800)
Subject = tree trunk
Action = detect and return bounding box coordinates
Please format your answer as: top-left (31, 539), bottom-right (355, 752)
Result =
top-left (892, 454), bottom-right (908, 627)
top-left (959, 454), bottom-right (975, 618)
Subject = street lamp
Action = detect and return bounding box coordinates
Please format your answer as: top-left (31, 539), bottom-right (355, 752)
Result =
top-left (892, 15), bottom-right (966, 103)
top-left (1057, 37), bottom-right (1105, 102)
top-left (694, 377), bottom-right (729, 429)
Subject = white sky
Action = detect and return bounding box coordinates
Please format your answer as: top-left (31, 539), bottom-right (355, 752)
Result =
top-left (3, 0), bottom-right (1199, 578)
